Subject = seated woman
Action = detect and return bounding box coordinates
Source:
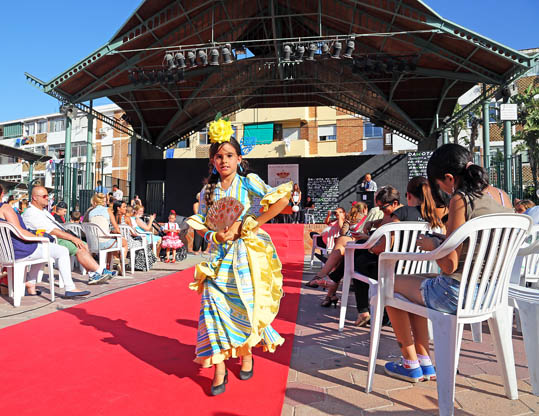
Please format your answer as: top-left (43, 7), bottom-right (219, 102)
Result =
top-left (384, 144), bottom-right (512, 383)
top-left (306, 202), bottom-right (368, 304)
top-left (133, 205), bottom-right (162, 257)
top-left (308, 207), bottom-right (346, 259)
top-left (0, 185), bottom-right (90, 298)
top-left (85, 193), bottom-right (128, 275)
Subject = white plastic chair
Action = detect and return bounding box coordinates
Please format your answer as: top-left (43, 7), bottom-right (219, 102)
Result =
top-left (119, 224), bottom-right (149, 275)
top-left (508, 283), bottom-right (539, 396)
top-left (310, 226), bottom-right (338, 268)
top-left (0, 222), bottom-right (56, 307)
top-left (339, 221), bottom-right (436, 331)
top-left (81, 223), bottom-right (125, 277)
top-left (367, 213), bottom-right (532, 416)
top-left (64, 223), bottom-right (87, 275)
top-left (304, 208), bottom-right (315, 224)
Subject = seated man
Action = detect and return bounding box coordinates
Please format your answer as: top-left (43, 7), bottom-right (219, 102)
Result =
top-left (0, 185), bottom-right (89, 298)
top-left (22, 186), bottom-right (114, 285)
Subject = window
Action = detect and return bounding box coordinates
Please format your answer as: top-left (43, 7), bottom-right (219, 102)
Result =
top-left (273, 123), bottom-right (283, 141)
top-left (34, 146), bottom-right (46, 155)
top-left (364, 122), bottom-right (383, 138)
top-left (25, 123), bottom-right (35, 136)
top-left (101, 145), bottom-right (112, 158)
top-left (283, 127), bottom-right (299, 141)
top-left (489, 103), bottom-right (499, 123)
top-left (318, 125), bottom-right (336, 141)
top-left (48, 144), bottom-right (65, 158)
top-left (37, 120), bottom-right (47, 133)
top-left (177, 137), bottom-right (190, 148)
top-left (199, 129), bottom-right (209, 145)
top-left (72, 143), bottom-right (87, 158)
top-left (50, 118), bottom-right (65, 132)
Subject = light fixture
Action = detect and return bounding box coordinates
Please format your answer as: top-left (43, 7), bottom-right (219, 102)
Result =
top-left (305, 43), bottom-right (317, 61)
top-left (222, 44), bottom-right (233, 64)
top-left (209, 48), bottom-right (220, 66)
top-left (187, 51), bottom-right (197, 67)
top-left (164, 53), bottom-right (175, 69)
top-left (321, 42), bottom-right (330, 54)
top-left (343, 38), bottom-right (355, 59)
top-left (331, 41), bottom-right (342, 59)
top-left (174, 52), bottom-right (186, 69)
top-left (282, 44), bottom-right (292, 62)
top-left (198, 50), bottom-right (208, 66)
top-left (295, 44), bottom-right (305, 61)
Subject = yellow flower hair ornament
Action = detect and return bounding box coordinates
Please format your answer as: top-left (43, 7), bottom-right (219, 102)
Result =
top-left (208, 113), bottom-right (234, 144)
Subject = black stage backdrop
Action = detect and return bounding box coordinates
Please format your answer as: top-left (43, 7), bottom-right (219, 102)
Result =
top-left (140, 154), bottom-right (410, 221)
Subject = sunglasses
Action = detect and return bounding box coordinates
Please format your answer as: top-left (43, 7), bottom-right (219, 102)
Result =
top-left (380, 200), bottom-right (397, 210)
top-left (37, 194), bottom-right (49, 199)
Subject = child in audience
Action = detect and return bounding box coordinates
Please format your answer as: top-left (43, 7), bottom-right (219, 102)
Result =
top-left (161, 210), bottom-right (183, 263)
top-left (70, 211), bottom-right (81, 223)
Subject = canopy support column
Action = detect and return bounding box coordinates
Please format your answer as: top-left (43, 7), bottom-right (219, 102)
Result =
top-left (482, 92), bottom-right (490, 170)
top-left (85, 100), bottom-right (94, 189)
top-left (28, 162), bottom-right (34, 196)
top-left (63, 117), bottom-right (72, 213)
top-left (503, 119), bottom-right (512, 200)
top-left (442, 129), bottom-right (449, 145)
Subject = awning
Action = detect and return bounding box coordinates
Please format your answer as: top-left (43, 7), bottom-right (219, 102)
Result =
top-left (244, 123), bottom-right (274, 145)
top-left (0, 143), bottom-right (51, 163)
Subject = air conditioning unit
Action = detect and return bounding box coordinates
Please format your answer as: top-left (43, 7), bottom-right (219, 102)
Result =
top-left (98, 128), bottom-right (107, 135)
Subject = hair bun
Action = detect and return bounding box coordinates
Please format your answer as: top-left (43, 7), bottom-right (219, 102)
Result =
top-left (170, 210), bottom-right (176, 215)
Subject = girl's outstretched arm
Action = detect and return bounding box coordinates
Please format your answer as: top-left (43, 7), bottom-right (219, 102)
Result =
top-left (256, 196), bottom-right (290, 226)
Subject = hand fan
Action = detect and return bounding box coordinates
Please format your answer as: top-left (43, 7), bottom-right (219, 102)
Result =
top-left (205, 197), bottom-right (244, 231)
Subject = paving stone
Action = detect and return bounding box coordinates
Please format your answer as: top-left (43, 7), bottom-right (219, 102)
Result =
top-left (363, 404), bottom-right (434, 415)
top-left (518, 393), bottom-right (539, 413)
top-left (284, 382), bottom-right (325, 407)
top-left (297, 368), bottom-right (353, 389)
top-left (388, 385), bottom-right (461, 413)
top-left (455, 389), bottom-right (531, 416)
top-left (288, 369), bottom-right (298, 382)
top-left (293, 399), bottom-right (362, 416)
top-left (325, 384), bottom-right (393, 411)
top-left (475, 359), bottom-right (530, 380)
top-left (351, 361), bottom-right (417, 393)
top-left (281, 402), bottom-right (295, 416)
top-left (466, 373), bottom-right (533, 396)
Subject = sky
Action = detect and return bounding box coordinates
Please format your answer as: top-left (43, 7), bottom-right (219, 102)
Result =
top-left (0, 0), bottom-right (537, 123)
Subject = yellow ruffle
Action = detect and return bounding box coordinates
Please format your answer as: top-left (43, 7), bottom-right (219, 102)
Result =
top-left (189, 216), bottom-right (285, 364)
top-left (259, 181), bottom-right (293, 213)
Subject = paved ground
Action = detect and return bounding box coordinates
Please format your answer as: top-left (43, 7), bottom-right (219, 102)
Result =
top-left (1, 255), bottom-right (537, 415)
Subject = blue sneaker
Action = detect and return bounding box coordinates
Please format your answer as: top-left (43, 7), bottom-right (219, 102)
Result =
top-left (421, 364), bottom-right (436, 381)
top-left (384, 359), bottom-right (424, 383)
top-left (88, 272), bottom-right (107, 285)
top-left (102, 269), bottom-right (118, 281)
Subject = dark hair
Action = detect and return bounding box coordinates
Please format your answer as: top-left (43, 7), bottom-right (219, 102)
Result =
top-left (112, 200), bottom-right (125, 217)
top-left (97, 180), bottom-right (102, 185)
top-left (203, 137), bottom-right (249, 212)
top-left (56, 201), bottom-right (68, 209)
top-left (407, 176), bottom-right (443, 229)
top-left (71, 211), bottom-right (81, 221)
top-left (427, 144), bottom-right (489, 206)
top-left (7, 195), bottom-right (15, 203)
top-left (375, 186), bottom-right (400, 205)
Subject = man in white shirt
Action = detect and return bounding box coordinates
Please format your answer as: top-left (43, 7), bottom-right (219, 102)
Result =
top-left (23, 186), bottom-right (114, 284)
top-left (112, 185), bottom-right (124, 202)
top-left (360, 173), bottom-right (377, 192)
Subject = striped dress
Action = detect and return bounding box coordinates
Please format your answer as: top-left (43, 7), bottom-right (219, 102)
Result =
top-left (187, 173), bottom-right (292, 367)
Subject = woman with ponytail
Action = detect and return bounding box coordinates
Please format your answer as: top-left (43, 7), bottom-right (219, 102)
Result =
top-left (382, 144), bottom-right (512, 384)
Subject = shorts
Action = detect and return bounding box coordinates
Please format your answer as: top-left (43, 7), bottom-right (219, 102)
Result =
top-left (99, 238), bottom-right (117, 250)
top-left (420, 275), bottom-right (461, 315)
top-left (57, 238), bottom-right (78, 256)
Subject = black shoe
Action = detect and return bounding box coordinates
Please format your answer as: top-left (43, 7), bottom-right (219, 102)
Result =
top-left (239, 357), bottom-right (254, 380)
top-left (63, 290), bottom-right (91, 298)
top-left (211, 369), bottom-right (228, 396)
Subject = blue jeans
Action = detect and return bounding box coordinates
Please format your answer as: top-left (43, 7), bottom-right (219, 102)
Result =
top-left (420, 275), bottom-right (461, 315)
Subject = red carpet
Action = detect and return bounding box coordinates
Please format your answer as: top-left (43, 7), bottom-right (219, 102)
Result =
top-left (0, 224), bottom-right (305, 416)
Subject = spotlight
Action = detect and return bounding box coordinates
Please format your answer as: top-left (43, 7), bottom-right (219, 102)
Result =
top-left (209, 48), bottom-right (220, 66)
top-left (198, 50), bottom-right (208, 66)
top-left (187, 51), bottom-right (197, 67)
top-left (174, 52), bottom-right (186, 69)
top-left (222, 44), bottom-right (233, 64)
top-left (321, 42), bottom-right (330, 54)
top-left (331, 41), bottom-right (342, 59)
top-left (282, 44), bottom-right (292, 62)
top-left (295, 44), bottom-right (305, 61)
top-left (164, 53), bottom-right (175, 69)
top-left (305, 43), bottom-right (317, 61)
top-left (343, 38), bottom-right (355, 58)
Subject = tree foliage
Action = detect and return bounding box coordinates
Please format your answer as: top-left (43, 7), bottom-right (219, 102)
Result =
top-left (513, 83), bottom-right (539, 197)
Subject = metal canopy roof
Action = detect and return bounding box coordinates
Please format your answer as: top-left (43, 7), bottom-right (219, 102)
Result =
top-left (0, 143), bottom-right (51, 163)
top-left (29, 0), bottom-right (536, 148)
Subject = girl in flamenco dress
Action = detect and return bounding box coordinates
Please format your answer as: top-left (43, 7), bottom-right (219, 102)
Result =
top-left (186, 116), bottom-right (292, 396)
top-left (161, 210), bottom-right (183, 263)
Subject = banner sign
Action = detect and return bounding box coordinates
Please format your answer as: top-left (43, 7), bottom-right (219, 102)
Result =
top-left (268, 164), bottom-right (299, 187)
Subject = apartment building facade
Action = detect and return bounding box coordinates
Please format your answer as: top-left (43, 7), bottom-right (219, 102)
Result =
top-left (0, 104), bottom-right (131, 192)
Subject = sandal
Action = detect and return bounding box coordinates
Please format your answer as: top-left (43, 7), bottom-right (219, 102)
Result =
top-left (305, 278), bottom-right (320, 288)
top-left (311, 276), bottom-right (335, 289)
top-left (321, 295), bottom-right (339, 308)
top-left (354, 313), bottom-right (371, 327)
